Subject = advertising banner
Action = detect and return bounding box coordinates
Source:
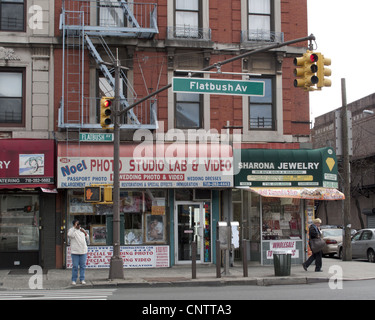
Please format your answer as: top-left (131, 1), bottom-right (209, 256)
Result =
top-left (58, 143), bottom-right (233, 188)
top-left (66, 245), bottom-right (170, 268)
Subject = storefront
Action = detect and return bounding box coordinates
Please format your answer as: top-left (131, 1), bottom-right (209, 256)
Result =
top-left (0, 139), bottom-right (56, 269)
top-left (233, 147), bottom-right (344, 265)
top-left (57, 141), bottom-right (233, 268)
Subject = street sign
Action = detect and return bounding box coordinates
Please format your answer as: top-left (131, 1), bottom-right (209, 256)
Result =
top-left (172, 77), bottom-right (265, 96)
top-left (79, 133), bottom-right (114, 142)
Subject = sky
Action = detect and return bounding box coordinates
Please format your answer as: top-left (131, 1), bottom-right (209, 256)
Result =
top-left (307, 0), bottom-right (375, 123)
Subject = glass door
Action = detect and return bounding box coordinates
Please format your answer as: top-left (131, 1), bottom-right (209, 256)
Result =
top-left (175, 202), bottom-right (204, 264)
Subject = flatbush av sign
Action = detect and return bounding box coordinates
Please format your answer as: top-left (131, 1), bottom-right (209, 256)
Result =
top-left (172, 77), bottom-right (265, 96)
top-left (234, 147), bottom-right (339, 188)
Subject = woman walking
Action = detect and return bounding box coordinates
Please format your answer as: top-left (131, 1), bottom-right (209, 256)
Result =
top-left (302, 218), bottom-right (323, 272)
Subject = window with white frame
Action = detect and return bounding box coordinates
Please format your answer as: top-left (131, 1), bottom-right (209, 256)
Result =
top-left (175, 92), bottom-right (202, 129)
top-left (0, 69), bottom-right (24, 125)
top-left (0, 0), bottom-right (24, 31)
top-left (175, 0), bottom-right (200, 38)
top-left (249, 77), bottom-right (275, 130)
top-left (248, 0), bottom-right (272, 41)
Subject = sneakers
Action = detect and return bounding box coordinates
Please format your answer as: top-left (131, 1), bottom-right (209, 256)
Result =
top-left (71, 280), bottom-right (86, 285)
top-left (81, 280), bottom-right (87, 285)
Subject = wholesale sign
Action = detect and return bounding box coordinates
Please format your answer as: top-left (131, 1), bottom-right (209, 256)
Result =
top-left (58, 143), bottom-right (233, 188)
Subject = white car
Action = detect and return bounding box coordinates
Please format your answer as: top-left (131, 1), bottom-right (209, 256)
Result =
top-left (321, 228), bottom-right (342, 257)
top-left (337, 229), bottom-right (375, 262)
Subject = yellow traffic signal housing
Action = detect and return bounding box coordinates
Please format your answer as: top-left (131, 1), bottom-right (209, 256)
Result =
top-left (293, 51), bottom-right (319, 90)
top-left (100, 97), bottom-right (114, 129)
top-left (103, 186), bottom-right (113, 203)
top-left (316, 52), bottom-right (332, 88)
top-left (83, 185), bottom-right (113, 204)
top-left (84, 186), bottom-right (101, 202)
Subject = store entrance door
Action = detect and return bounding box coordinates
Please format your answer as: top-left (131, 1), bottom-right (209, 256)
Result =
top-left (175, 202), bottom-right (204, 264)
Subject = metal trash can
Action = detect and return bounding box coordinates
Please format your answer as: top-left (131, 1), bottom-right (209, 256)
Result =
top-left (273, 251), bottom-right (291, 276)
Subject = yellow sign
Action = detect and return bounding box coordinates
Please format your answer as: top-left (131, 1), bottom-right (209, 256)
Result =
top-left (151, 206), bottom-right (165, 215)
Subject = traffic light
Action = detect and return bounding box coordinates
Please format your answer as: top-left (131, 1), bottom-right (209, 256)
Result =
top-left (293, 51), bottom-right (319, 91)
top-left (100, 97), bottom-right (114, 129)
top-left (103, 186), bottom-right (113, 203)
top-left (84, 186), bottom-right (101, 202)
top-left (316, 52), bottom-right (332, 89)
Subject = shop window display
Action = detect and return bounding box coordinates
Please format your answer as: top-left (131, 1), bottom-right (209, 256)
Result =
top-left (68, 189), bottom-right (167, 246)
top-left (0, 194), bottom-right (39, 251)
top-left (262, 197), bottom-right (302, 240)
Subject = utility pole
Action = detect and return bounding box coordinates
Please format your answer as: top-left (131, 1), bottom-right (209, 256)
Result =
top-left (108, 52), bottom-right (124, 279)
top-left (341, 78), bottom-right (352, 261)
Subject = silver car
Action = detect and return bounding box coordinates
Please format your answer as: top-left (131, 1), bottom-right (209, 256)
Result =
top-left (321, 228), bottom-right (342, 257)
top-left (337, 229), bottom-right (375, 262)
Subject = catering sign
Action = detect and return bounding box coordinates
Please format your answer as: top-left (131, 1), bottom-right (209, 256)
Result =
top-left (57, 142), bottom-right (233, 188)
top-left (0, 139), bottom-right (55, 189)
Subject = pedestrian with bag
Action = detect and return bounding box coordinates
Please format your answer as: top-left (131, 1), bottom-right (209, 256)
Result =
top-left (68, 219), bottom-right (89, 285)
top-left (302, 218), bottom-right (325, 272)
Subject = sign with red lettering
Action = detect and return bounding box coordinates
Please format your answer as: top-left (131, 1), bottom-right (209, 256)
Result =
top-left (266, 240), bottom-right (299, 259)
top-left (66, 245), bottom-right (170, 268)
top-left (58, 143), bottom-right (233, 188)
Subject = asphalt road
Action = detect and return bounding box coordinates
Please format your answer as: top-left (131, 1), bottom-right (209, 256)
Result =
top-left (108, 279), bottom-right (375, 301)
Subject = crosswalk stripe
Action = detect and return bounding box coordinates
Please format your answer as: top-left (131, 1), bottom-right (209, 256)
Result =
top-left (0, 289), bottom-right (116, 300)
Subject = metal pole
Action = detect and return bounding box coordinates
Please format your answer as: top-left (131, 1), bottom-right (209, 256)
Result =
top-left (341, 78), bottom-right (352, 261)
top-left (216, 240), bottom-right (221, 278)
top-left (242, 239), bottom-right (248, 277)
top-left (192, 241), bottom-right (196, 279)
top-left (109, 53), bottom-right (124, 279)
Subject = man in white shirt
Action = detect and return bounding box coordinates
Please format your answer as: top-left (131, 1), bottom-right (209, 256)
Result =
top-left (68, 219), bottom-right (89, 285)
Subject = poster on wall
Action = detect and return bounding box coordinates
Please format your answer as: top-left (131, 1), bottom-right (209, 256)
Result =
top-left (66, 245), bottom-right (170, 268)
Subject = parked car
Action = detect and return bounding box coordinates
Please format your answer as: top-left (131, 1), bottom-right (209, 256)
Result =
top-left (337, 229), bottom-right (375, 262)
top-left (321, 228), bottom-right (343, 257)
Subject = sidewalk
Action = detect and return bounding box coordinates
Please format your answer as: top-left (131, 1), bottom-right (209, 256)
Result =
top-left (1, 258), bottom-right (374, 290)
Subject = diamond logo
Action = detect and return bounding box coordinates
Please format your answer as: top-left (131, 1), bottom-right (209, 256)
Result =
top-left (326, 157), bottom-right (335, 171)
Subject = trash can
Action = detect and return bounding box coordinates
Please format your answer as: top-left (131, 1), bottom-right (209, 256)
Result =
top-left (273, 251), bottom-right (291, 276)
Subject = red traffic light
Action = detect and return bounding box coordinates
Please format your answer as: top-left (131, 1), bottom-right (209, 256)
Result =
top-left (103, 99), bottom-right (112, 108)
top-left (309, 53), bottom-right (318, 63)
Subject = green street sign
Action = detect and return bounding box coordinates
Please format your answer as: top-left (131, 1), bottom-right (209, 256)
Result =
top-left (172, 77), bottom-right (265, 96)
top-left (79, 133), bottom-right (114, 142)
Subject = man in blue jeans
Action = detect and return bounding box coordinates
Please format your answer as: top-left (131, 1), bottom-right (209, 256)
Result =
top-left (68, 219), bottom-right (89, 285)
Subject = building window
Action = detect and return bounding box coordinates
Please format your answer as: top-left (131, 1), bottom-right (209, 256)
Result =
top-left (67, 189), bottom-right (167, 246)
top-left (175, 0), bottom-right (200, 38)
top-left (175, 92), bottom-right (202, 129)
top-left (247, 0), bottom-right (272, 40)
top-left (0, 194), bottom-right (40, 252)
top-left (0, 0), bottom-right (25, 31)
top-left (249, 77), bottom-right (274, 130)
top-left (99, 0), bottom-right (125, 27)
top-left (0, 69), bottom-right (24, 125)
